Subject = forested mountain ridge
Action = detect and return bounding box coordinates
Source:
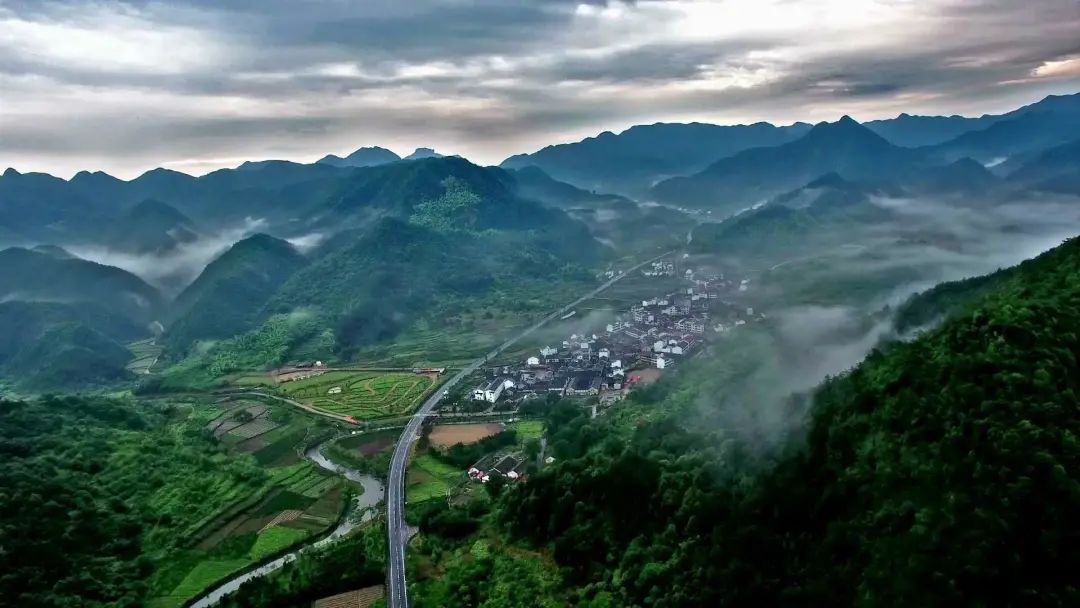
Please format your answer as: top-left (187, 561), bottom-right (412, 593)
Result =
top-left (105, 199), bottom-right (199, 254)
top-left (316, 146), bottom-right (401, 168)
top-left (0, 246), bottom-right (163, 323)
top-left (165, 234), bottom-right (308, 353)
top-left (0, 301), bottom-right (144, 388)
top-left (650, 116), bottom-right (927, 211)
top-left (497, 235), bottom-right (1080, 607)
top-left (500, 121), bottom-right (812, 197)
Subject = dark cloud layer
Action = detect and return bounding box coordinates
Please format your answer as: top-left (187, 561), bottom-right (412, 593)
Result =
top-left (0, 0), bottom-right (1078, 178)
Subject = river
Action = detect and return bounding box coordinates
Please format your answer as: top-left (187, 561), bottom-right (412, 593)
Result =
top-left (189, 439), bottom-right (384, 608)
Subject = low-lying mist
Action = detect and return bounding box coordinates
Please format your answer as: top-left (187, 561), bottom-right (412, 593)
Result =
top-left (68, 217), bottom-right (268, 297)
top-left (692, 189), bottom-right (1080, 453)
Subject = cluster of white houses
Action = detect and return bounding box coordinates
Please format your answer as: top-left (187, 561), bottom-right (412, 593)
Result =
top-left (470, 274), bottom-right (761, 404)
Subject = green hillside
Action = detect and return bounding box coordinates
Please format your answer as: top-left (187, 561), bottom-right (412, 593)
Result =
top-left (0, 246), bottom-right (163, 324)
top-left (267, 214), bottom-right (596, 354)
top-left (499, 235), bottom-right (1080, 606)
top-left (0, 301), bottom-right (146, 389)
top-left (0, 248), bottom-right (161, 388)
top-left (689, 173), bottom-right (891, 261)
top-left (107, 199), bottom-right (199, 254)
top-left (165, 234), bottom-right (307, 354)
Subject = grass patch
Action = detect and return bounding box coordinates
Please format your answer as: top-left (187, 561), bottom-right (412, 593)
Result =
top-left (407, 454), bottom-right (461, 504)
top-left (510, 420), bottom-right (544, 441)
top-left (249, 526), bottom-right (310, 561)
top-left (415, 454), bottom-right (460, 478)
top-left (164, 559), bottom-right (251, 606)
top-left (407, 480), bottom-right (449, 503)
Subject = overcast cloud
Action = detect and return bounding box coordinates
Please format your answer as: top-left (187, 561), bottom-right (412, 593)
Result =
top-left (1, 0), bottom-right (1078, 178)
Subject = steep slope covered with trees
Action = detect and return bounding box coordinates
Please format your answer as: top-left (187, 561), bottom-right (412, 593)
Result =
top-left (499, 237), bottom-right (1080, 607)
top-left (165, 234), bottom-right (307, 354)
top-left (0, 396), bottom-right (268, 607)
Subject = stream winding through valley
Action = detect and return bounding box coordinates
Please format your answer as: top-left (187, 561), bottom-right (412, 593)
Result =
top-left (190, 439), bottom-right (384, 608)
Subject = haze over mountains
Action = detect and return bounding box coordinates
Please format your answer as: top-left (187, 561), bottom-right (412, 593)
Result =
top-left (0, 91), bottom-right (1078, 392)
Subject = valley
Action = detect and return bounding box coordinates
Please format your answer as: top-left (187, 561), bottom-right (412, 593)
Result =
top-left (2, 85), bottom-right (1080, 608)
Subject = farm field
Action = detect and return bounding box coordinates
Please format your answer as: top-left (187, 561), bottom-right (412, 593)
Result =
top-left (428, 423), bottom-right (505, 448)
top-left (146, 403), bottom-right (349, 608)
top-left (338, 429), bottom-right (397, 456)
top-left (279, 370), bottom-right (438, 421)
top-left (126, 338), bottom-right (163, 374)
top-left (407, 453), bottom-right (462, 504)
top-left (510, 420), bottom-right (545, 441)
top-left (314, 586), bottom-right (385, 608)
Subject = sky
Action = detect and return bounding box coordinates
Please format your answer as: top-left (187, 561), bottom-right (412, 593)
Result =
top-left (1, 0), bottom-right (1078, 179)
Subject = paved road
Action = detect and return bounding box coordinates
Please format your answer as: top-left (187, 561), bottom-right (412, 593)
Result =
top-left (386, 250), bottom-right (675, 608)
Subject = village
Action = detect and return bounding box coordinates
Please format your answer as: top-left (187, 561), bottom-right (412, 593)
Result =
top-left (467, 260), bottom-right (766, 410)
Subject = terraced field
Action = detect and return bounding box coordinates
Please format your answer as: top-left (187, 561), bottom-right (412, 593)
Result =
top-left (279, 371), bottom-right (437, 420)
top-left (147, 409), bottom-right (347, 608)
top-left (126, 338), bottom-right (163, 374)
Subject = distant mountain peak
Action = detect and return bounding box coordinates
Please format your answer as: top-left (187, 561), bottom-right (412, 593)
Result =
top-left (805, 115), bottom-right (890, 144)
top-left (404, 147), bottom-right (443, 160)
top-left (70, 169), bottom-right (120, 184)
top-left (317, 146), bottom-right (400, 168)
top-left (2, 168), bottom-right (19, 178)
top-left (135, 167), bottom-right (194, 181)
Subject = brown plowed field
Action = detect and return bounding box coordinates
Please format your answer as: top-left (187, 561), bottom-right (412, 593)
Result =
top-left (428, 423), bottom-right (504, 448)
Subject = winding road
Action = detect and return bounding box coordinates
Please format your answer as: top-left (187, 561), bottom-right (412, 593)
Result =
top-left (386, 250), bottom-right (675, 608)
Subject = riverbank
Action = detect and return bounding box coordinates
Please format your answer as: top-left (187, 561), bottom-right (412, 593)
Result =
top-left (188, 440), bottom-right (385, 608)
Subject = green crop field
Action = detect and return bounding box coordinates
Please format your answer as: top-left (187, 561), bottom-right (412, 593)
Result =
top-left (407, 454), bottom-right (462, 504)
top-left (249, 526), bottom-right (310, 561)
top-left (511, 420), bottom-right (545, 440)
top-left (279, 371), bottom-right (436, 420)
top-left (159, 559), bottom-right (250, 607)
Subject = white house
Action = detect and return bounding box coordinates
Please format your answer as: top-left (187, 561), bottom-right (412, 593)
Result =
top-left (527, 356), bottom-right (540, 366)
top-left (472, 378), bottom-right (515, 403)
top-left (656, 356), bottom-right (667, 369)
top-left (598, 348), bottom-right (610, 359)
top-left (540, 346), bottom-right (557, 357)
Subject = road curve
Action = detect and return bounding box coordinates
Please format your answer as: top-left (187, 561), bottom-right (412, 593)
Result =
top-left (386, 250), bottom-right (675, 608)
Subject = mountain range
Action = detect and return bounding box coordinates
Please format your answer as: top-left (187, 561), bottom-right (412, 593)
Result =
top-left (0, 91), bottom-right (1078, 388)
top-left (504, 93), bottom-right (1080, 209)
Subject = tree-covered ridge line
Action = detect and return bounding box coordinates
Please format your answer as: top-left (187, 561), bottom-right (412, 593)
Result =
top-left (893, 235), bottom-right (1080, 332)
top-left (491, 236), bottom-right (1080, 606)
